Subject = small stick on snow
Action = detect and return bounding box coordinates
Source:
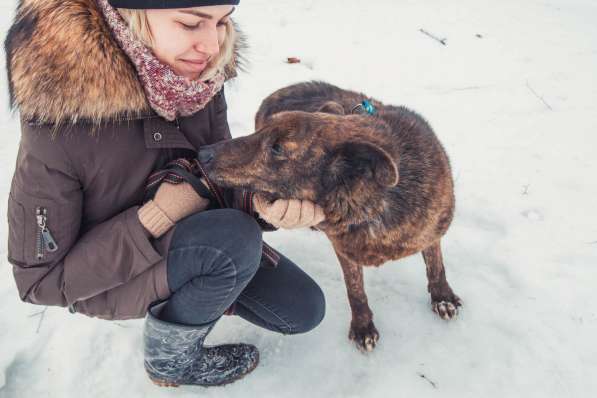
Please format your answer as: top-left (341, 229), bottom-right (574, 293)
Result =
top-left (446, 86), bottom-right (482, 92)
top-left (417, 373), bottom-right (438, 389)
top-left (28, 306), bottom-right (48, 334)
top-left (419, 29), bottom-right (447, 46)
top-left (526, 81), bottom-right (553, 110)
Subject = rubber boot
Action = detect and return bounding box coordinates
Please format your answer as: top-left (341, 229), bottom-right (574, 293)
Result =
top-left (143, 301), bottom-right (259, 387)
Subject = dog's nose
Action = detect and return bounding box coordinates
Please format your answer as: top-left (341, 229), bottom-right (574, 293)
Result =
top-left (197, 147), bottom-right (214, 165)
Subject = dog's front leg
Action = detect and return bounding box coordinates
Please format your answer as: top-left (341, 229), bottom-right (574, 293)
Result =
top-left (335, 251), bottom-right (379, 352)
top-left (422, 240), bottom-right (462, 320)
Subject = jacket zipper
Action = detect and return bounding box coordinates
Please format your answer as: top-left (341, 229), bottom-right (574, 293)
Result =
top-left (35, 206), bottom-right (59, 260)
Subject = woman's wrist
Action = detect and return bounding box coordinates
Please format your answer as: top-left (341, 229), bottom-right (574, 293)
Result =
top-left (138, 200), bottom-right (175, 238)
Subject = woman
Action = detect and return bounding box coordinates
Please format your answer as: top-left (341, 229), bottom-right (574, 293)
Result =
top-left (4, 0), bottom-right (326, 388)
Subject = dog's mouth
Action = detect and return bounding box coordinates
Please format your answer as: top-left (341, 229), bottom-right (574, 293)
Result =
top-left (202, 170), bottom-right (244, 190)
top-left (203, 170), bottom-right (281, 202)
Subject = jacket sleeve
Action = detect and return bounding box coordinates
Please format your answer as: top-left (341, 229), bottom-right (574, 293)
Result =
top-left (211, 88), bottom-right (278, 232)
top-left (6, 123), bottom-right (164, 308)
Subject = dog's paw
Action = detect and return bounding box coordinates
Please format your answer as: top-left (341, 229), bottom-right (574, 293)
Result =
top-left (431, 295), bottom-right (462, 320)
top-left (349, 321), bottom-right (379, 352)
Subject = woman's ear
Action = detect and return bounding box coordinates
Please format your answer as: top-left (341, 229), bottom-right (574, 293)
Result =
top-left (325, 141), bottom-right (399, 188)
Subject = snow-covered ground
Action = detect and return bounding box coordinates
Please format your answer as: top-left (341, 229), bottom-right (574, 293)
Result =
top-left (1, 0), bottom-right (596, 397)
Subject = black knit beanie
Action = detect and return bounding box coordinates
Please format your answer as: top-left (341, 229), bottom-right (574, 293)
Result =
top-left (108, 0), bottom-right (239, 9)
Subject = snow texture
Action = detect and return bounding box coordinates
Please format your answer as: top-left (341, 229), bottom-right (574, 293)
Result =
top-left (0, 0), bottom-right (596, 397)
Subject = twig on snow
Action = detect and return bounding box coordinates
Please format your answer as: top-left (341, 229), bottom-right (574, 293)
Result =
top-left (526, 80), bottom-right (553, 110)
top-left (29, 306), bottom-right (48, 334)
top-left (417, 372), bottom-right (438, 388)
top-left (419, 29), bottom-right (447, 46)
top-left (446, 86), bottom-right (482, 92)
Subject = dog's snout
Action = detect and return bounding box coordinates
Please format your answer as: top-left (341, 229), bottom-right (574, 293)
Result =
top-left (197, 147), bottom-right (215, 165)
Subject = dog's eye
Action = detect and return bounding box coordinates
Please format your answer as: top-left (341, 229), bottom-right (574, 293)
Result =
top-left (271, 143), bottom-right (284, 156)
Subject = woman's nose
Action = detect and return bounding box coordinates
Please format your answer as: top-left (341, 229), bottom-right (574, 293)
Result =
top-left (194, 27), bottom-right (220, 58)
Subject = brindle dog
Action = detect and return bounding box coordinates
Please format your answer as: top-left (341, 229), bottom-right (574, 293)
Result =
top-left (198, 81), bottom-right (462, 352)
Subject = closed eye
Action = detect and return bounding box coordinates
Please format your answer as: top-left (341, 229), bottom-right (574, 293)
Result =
top-left (179, 19), bottom-right (229, 31)
top-left (180, 22), bottom-right (201, 30)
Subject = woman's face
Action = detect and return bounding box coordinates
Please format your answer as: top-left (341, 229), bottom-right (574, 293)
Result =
top-left (146, 5), bottom-right (234, 80)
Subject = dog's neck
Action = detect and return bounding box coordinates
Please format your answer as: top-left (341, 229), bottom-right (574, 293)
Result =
top-left (318, 185), bottom-right (389, 235)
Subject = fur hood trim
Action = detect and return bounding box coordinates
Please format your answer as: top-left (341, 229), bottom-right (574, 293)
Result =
top-left (4, 0), bottom-right (245, 126)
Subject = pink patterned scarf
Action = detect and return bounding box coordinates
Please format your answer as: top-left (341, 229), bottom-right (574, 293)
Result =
top-left (96, 0), bottom-right (226, 121)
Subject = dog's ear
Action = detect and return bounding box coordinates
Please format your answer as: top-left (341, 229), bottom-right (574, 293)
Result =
top-left (325, 142), bottom-right (399, 188)
top-left (317, 101), bottom-right (345, 115)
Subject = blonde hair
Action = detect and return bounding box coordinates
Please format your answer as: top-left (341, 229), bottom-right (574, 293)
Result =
top-left (115, 8), bottom-right (236, 81)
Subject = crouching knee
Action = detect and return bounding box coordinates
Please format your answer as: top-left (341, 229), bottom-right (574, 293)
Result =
top-left (288, 284), bottom-right (326, 335)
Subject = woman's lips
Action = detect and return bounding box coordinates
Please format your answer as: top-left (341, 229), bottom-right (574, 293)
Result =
top-left (180, 59), bottom-right (208, 72)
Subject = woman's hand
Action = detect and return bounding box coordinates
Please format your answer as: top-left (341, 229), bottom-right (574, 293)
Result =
top-left (154, 179), bottom-right (210, 222)
top-left (138, 179), bottom-right (211, 238)
top-left (253, 194), bottom-right (325, 229)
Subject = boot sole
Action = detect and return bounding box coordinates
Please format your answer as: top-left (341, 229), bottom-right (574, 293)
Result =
top-left (150, 378), bottom-right (180, 388)
top-left (148, 350), bottom-right (260, 388)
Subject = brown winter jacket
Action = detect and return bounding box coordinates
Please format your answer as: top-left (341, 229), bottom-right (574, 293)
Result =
top-left (4, 0), bottom-right (277, 320)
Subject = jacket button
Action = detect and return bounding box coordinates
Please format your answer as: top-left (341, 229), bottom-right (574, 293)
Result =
top-left (153, 132), bottom-right (163, 142)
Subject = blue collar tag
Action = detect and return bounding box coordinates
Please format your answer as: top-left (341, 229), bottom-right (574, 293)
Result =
top-left (361, 100), bottom-right (377, 115)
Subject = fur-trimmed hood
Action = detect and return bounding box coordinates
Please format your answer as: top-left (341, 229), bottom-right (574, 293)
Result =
top-left (4, 0), bottom-right (244, 126)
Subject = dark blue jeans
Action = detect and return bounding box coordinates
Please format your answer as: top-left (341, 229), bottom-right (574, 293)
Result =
top-left (158, 209), bottom-right (326, 335)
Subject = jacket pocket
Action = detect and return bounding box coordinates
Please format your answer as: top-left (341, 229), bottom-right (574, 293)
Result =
top-left (7, 191), bottom-right (62, 268)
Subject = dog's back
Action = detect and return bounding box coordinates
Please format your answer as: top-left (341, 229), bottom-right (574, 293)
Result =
top-left (255, 81), bottom-right (380, 129)
top-left (380, 105), bottom-right (455, 240)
